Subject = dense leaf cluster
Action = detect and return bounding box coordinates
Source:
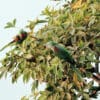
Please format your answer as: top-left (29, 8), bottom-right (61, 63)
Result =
top-left (0, 0), bottom-right (100, 100)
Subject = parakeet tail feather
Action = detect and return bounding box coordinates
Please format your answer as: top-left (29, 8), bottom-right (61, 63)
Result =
top-left (71, 65), bottom-right (83, 81)
top-left (0, 41), bottom-right (14, 52)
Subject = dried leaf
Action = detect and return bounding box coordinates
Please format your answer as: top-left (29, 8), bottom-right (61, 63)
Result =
top-left (71, 0), bottom-right (83, 9)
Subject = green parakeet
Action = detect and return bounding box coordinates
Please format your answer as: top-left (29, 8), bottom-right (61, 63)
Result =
top-left (46, 41), bottom-right (83, 81)
top-left (0, 29), bottom-right (27, 52)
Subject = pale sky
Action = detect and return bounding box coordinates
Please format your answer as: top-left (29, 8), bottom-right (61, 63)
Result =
top-left (0, 0), bottom-right (99, 100)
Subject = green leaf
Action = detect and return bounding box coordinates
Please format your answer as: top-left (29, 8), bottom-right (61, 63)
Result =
top-left (38, 94), bottom-right (47, 100)
top-left (36, 19), bottom-right (48, 24)
top-left (86, 72), bottom-right (92, 78)
top-left (0, 67), bottom-right (7, 79)
top-left (12, 70), bottom-right (21, 83)
top-left (4, 18), bottom-right (16, 28)
top-left (13, 19), bottom-right (16, 26)
top-left (82, 93), bottom-right (90, 100)
top-left (0, 72), bottom-right (4, 79)
top-left (23, 69), bottom-right (31, 83)
top-left (21, 96), bottom-right (29, 100)
top-left (31, 80), bottom-right (39, 92)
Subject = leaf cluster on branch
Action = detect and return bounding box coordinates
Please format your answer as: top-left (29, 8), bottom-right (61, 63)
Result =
top-left (0, 0), bottom-right (100, 100)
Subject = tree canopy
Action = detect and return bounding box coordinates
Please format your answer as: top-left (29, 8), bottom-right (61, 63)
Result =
top-left (0, 0), bottom-right (100, 100)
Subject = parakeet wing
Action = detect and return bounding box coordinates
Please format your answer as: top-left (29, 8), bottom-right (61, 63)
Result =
top-left (54, 44), bottom-right (75, 64)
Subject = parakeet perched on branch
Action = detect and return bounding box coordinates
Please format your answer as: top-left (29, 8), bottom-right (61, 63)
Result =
top-left (0, 29), bottom-right (27, 52)
top-left (46, 41), bottom-right (83, 81)
top-left (46, 41), bottom-right (75, 64)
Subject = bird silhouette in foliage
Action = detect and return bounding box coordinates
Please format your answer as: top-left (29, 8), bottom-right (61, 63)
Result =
top-left (46, 41), bottom-right (83, 81)
top-left (0, 29), bottom-right (27, 52)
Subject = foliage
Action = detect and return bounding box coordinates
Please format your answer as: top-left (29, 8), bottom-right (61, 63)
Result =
top-left (4, 19), bottom-right (16, 28)
top-left (0, 0), bottom-right (100, 99)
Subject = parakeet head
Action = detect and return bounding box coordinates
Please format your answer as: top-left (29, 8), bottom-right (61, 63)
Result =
top-left (46, 41), bottom-right (57, 49)
top-left (19, 29), bottom-right (27, 40)
top-left (14, 35), bottom-right (20, 42)
top-left (13, 29), bottom-right (28, 43)
top-left (19, 29), bottom-right (27, 34)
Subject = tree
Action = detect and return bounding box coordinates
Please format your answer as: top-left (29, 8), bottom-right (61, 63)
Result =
top-left (0, 0), bottom-right (100, 100)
